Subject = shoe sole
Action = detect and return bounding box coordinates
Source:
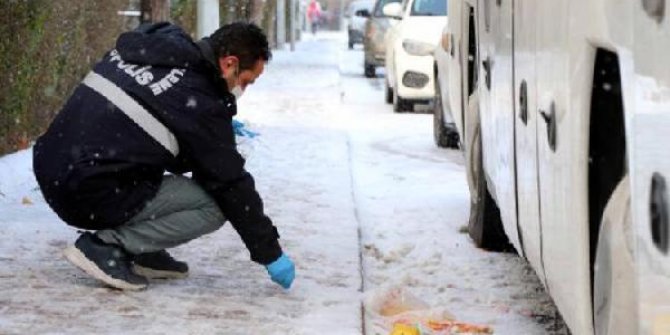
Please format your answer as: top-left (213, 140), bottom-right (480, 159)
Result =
top-left (63, 246), bottom-right (147, 291)
top-left (133, 264), bottom-right (189, 280)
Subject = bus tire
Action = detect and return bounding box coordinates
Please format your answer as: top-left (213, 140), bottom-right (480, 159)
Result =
top-left (593, 175), bottom-right (636, 335)
top-left (466, 120), bottom-right (512, 251)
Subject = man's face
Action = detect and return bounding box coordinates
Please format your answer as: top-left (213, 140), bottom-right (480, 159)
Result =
top-left (219, 56), bottom-right (265, 93)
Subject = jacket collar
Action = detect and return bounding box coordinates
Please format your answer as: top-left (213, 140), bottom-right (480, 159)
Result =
top-left (196, 38), bottom-right (235, 102)
top-left (196, 38), bottom-right (219, 72)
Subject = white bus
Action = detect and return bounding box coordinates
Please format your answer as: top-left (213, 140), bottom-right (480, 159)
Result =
top-left (432, 0), bottom-right (670, 334)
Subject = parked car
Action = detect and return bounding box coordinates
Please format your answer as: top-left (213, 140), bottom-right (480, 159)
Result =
top-left (383, 0), bottom-right (447, 112)
top-left (442, 0), bottom-right (670, 334)
top-left (362, 0), bottom-right (401, 78)
top-left (432, 22), bottom-right (459, 148)
top-left (346, 0), bottom-right (374, 49)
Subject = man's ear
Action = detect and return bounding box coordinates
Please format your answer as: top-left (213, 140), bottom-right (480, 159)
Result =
top-left (218, 56), bottom-right (239, 77)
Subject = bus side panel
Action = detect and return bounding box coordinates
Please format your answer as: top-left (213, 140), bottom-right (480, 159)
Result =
top-left (633, 2), bottom-right (670, 332)
top-left (513, 0), bottom-right (544, 283)
top-left (447, 0), bottom-right (465, 138)
top-left (477, 0), bottom-right (520, 252)
top-left (535, 0), bottom-right (593, 333)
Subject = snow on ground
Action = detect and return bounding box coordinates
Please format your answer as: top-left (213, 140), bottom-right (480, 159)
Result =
top-left (0, 31), bottom-right (567, 334)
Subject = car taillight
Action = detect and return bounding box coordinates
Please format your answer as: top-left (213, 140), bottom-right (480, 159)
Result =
top-left (440, 33), bottom-right (450, 52)
top-left (367, 25), bottom-right (376, 39)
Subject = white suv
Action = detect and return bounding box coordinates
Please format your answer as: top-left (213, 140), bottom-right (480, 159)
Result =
top-left (383, 0), bottom-right (447, 112)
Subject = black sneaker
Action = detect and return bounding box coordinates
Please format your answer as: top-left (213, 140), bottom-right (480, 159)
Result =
top-left (63, 232), bottom-right (148, 290)
top-left (132, 250), bottom-right (189, 279)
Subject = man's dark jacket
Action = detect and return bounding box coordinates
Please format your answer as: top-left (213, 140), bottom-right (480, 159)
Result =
top-left (33, 23), bottom-right (282, 265)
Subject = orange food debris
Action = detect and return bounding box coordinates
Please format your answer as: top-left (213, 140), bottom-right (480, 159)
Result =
top-left (427, 319), bottom-right (493, 334)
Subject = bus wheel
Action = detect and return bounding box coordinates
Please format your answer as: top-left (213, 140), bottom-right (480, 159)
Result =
top-left (466, 120), bottom-right (512, 251)
top-left (593, 175), bottom-right (636, 335)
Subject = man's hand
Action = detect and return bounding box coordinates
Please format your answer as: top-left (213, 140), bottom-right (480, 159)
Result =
top-left (232, 119), bottom-right (258, 138)
top-left (265, 254), bottom-right (295, 289)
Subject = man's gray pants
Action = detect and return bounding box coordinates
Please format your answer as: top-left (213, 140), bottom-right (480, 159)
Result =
top-left (96, 175), bottom-right (226, 255)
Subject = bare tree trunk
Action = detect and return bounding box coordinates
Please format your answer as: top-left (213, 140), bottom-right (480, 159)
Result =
top-left (276, 0), bottom-right (285, 48)
top-left (243, 0), bottom-right (252, 21)
top-left (249, 0), bottom-right (265, 25)
top-left (238, 0), bottom-right (253, 21)
top-left (141, 0), bottom-right (170, 23)
top-left (263, 1), bottom-right (277, 47)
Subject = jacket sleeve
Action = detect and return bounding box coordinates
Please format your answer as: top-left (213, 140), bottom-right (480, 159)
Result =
top-left (170, 101), bottom-right (282, 265)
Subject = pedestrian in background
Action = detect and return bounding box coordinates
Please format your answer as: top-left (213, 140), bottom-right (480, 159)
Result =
top-left (307, 0), bottom-right (322, 34)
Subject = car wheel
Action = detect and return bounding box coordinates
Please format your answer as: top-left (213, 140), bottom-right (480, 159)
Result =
top-left (392, 85), bottom-right (412, 113)
top-left (433, 80), bottom-right (460, 148)
top-left (466, 118), bottom-right (512, 251)
top-left (385, 79), bottom-right (393, 104)
top-left (364, 62), bottom-right (376, 78)
top-left (593, 175), bottom-right (636, 335)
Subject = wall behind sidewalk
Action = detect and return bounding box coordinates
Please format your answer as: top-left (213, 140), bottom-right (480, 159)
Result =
top-left (0, 1), bottom-right (199, 156)
top-left (0, 1), bottom-right (128, 155)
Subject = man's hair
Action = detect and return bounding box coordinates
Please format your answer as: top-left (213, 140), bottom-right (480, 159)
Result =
top-left (209, 22), bottom-right (272, 70)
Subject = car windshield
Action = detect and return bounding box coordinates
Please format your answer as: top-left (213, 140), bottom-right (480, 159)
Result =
top-left (373, 0), bottom-right (402, 17)
top-left (410, 0), bottom-right (447, 16)
top-left (349, 0), bottom-right (373, 16)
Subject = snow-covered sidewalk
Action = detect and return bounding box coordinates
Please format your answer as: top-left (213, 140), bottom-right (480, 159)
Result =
top-left (0, 32), bottom-right (567, 334)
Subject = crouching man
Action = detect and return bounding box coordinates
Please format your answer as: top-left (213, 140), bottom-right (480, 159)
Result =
top-left (33, 22), bottom-right (295, 290)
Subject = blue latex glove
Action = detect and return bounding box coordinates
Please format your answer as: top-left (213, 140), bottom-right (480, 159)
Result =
top-left (265, 254), bottom-right (295, 289)
top-left (232, 119), bottom-right (259, 138)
